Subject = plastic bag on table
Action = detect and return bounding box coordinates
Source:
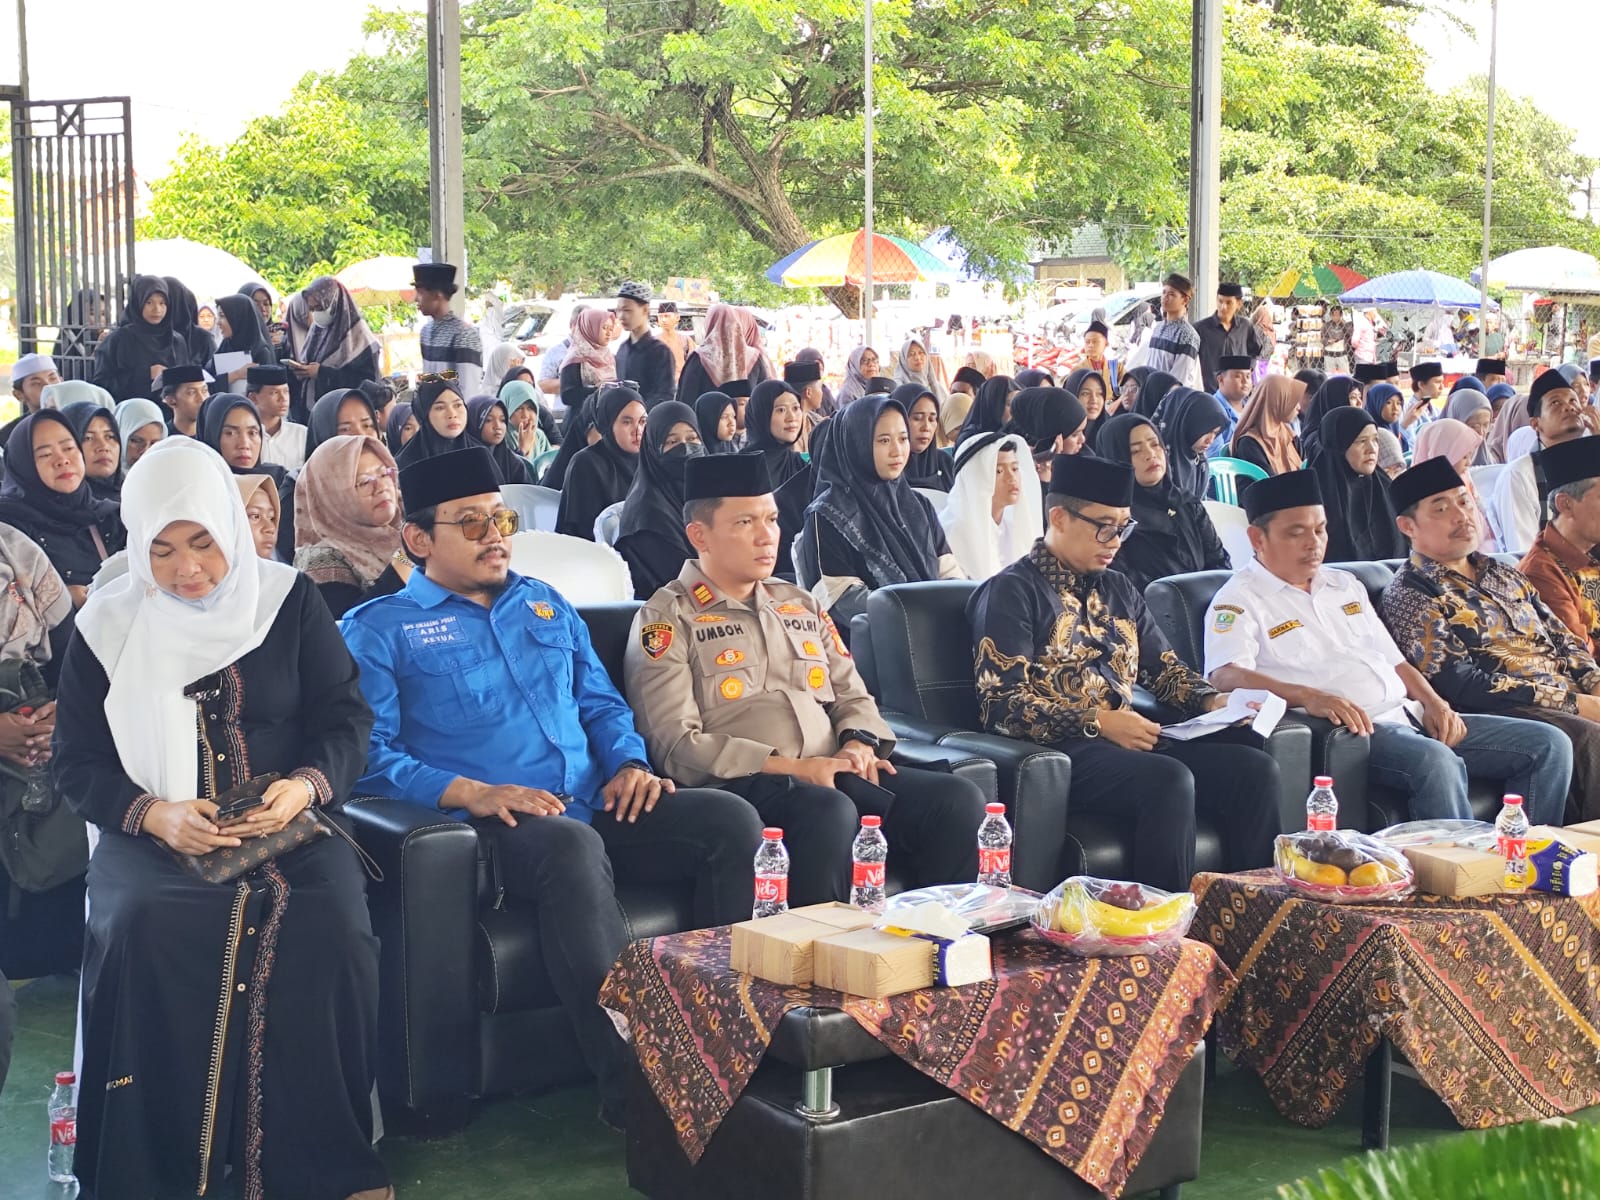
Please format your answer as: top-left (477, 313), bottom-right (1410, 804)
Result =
top-left (1029, 876), bottom-right (1195, 957)
top-left (1373, 819), bottom-right (1497, 852)
top-left (1275, 830), bottom-right (1414, 903)
top-left (882, 883), bottom-right (1038, 934)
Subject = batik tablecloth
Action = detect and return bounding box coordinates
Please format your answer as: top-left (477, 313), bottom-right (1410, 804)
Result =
top-left (1192, 870), bottom-right (1600, 1129)
top-left (598, 924), bottom-right (1229, 1197)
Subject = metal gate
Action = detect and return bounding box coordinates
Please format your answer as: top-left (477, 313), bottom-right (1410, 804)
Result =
top-left (11, 96), bottom-right (135, 380)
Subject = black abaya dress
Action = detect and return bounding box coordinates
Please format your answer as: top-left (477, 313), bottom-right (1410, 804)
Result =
top-left (52, 574), bottom-right (388, 1200)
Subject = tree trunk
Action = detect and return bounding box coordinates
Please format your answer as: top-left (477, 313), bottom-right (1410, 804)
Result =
top-left (824, 284), bottom-right (861, 319)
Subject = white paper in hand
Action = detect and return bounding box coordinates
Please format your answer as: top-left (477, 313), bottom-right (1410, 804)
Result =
top-left (1159, 688), bottom-right (1286, 742)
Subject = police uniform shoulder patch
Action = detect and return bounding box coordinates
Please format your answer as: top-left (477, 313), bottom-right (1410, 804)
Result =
top-left (775, 602), bottom-right (808, 615)
top-left (1267, 619), bottom-right (1303, 639)
top-left (1342, 601), bottom-right (1363, 616)
top-left (821, 610), bottom-right (850, 657)
top-left (691, 582), bottom-right (716, 608)
top-left (640, 622), bottom-right (674, 660)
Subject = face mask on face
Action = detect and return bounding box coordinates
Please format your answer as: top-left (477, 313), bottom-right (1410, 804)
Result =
top-left (310, 309), bottom-right (335, 328)
top-left (663, 442), bottom-right (705, 462)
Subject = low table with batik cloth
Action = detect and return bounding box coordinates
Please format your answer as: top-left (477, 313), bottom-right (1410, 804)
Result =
top-left (1192, 871), bottom-right (1600, 1148)
top-left (599, 925), bottom-right (1232, 1199)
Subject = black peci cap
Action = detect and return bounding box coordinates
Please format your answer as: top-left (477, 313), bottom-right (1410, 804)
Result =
top-left (1390, 456), bottom-right (1466, 514)
top-left (399, 446), bottom-right (500, 516)
top-left (1535, 437), bottom-right (1600, 491)
top-left (412, 262), bottom-right (458, 294)
top-left (1047, 454), bottom-right (1133, 508)
top-left (1242, 469), bottom-right (1323, 523)
top-left (684, 453), bottom-right (772, 501)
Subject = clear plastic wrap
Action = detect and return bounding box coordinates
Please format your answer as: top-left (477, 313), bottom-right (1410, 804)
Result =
top-left (1373, 819), bottom-right (1498, 852)
top-left (1274, 830), bottom-right (1415, 903)
top-left (882, 883), bottom-right (1039, 934)
top-left (1029, 876), bottom-right (1196, 957)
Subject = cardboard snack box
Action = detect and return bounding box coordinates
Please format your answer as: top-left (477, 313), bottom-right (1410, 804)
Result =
top-left (811, 927), bottom-right (992, 999)
top-left (1403, 825), bottom-right (1600, 898)
top-left (729, 903), bottom-right (878, 985)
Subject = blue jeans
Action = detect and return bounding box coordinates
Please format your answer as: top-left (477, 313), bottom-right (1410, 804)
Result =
top-left (1365, 714), bottom-right (1572, 826)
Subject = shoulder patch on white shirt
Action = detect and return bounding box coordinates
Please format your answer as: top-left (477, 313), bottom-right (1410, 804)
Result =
top-left (1212, 605), bottom-right (1241, 633)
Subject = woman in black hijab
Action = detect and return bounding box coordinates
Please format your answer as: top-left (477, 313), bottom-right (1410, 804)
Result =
top-left (695, 391), bottom-right (739, 454)
top-left (1097, 413), bottom-right (1230, 590)
top-left (209, 294), bottom-right (277, 390)
top-left (466, 394), bottom-right (536, 485)
top-left (199, 396), bottom-right (287, 485)
top-left (1004, 385), bottom-right (1087, 517)
top-left (384, 402), bottom-right (417, 454)
top-left (90, 275), bottom-right (193, 401)
top-left (615, 401), bottom-right (704, 598)
top-left (740, 379), bottom-right (808, 489)
top-left (1135, 369), bottom-right (1180, 419)
top-left (556, 385), bottom-right (646, 540)
top-left (1117, 366), bottom-right (1151, 418)
top-left (278, 387), bottom-right (383, 558)
top-left (392, 379), bottom-right (468, 471)
top-left (60, 400), bottom-right (123, 502)
top-left (163, 277), bottom-right (216, 369)
top-left (895, 383), bottom-right (956, 491)
top-left (797, 393), bottom-right (958, 630)
top-left (0, 411), bottom-right (124, 603)
top-left (1299, 374), bottom-right (1363, 461)
top-left (1155, 387), bottom-right (1228, 500)
top-left (1061, 367), bottom-right (1112, 454)
top-left (1013, 368), bottom-right (1055, 389)
top-left (956, 374), bottom-right (1015, 446)
top-left (1310, 407), bottom-right (1407, 564)
top-left (543, 395), bottom-right (596, 490)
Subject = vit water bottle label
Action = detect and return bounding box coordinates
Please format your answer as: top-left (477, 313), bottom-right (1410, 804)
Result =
top-left (1499, 835), bottom-right (1527, 862)
top-left (851, 862), bottom-right (885, 889)
top-left (979, 848), bottom-right (1011, 876)
top-left (1307, 813), bottom-right (1336, 832)
top-left (754, 874), bottom-right (788, 904)
top-left (50, 1115), bottom-right (75, 1147)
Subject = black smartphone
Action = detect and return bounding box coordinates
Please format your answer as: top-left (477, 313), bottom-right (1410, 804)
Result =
top-left (216, 794), bottom-right (266, 825)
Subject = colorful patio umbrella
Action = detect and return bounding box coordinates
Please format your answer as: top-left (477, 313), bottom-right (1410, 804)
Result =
top-left (1470, 246), bottom-right (1600, 297)
top-left (1264, 264), bottom-right (1366, 299)
top-left (766, 231), bottom-right (955, 288)
top-left (1339, 269), bottom-right (1484, 310)
top-left (335, 255), bottom-right (418, 306)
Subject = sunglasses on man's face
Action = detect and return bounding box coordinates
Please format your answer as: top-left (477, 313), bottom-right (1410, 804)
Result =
top-left (433, 509), bottom-right (520, 541)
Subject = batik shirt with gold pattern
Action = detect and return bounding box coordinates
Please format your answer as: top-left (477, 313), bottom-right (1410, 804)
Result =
top-left (1382, 550), bottom-right (1600, 714)
top-left (966, 540), bottom-right (1216, 743)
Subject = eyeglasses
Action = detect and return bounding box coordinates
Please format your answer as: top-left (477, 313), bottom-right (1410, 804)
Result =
top-left (417, 371), bottom-right (458, 384)
top-left (1065, 508), bottom-right (1137, 544)
top-left (600, 380), bottom-right (640, 393)
top-left (355, 466), bottom-right (398, 494)
top-left (434, 509), bottom-right (520, 541)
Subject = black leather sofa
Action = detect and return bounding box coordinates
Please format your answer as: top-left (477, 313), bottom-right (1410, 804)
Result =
top-left (1143, 562), bottom-right (1509, 830)
top-left (858, 580), bottom-right (1313, 889)
top-left (346, 600), bottom-right (1005, 1132)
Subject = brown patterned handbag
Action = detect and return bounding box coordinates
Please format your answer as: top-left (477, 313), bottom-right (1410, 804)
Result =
top-left (175, 775), bottom-right (380, 884)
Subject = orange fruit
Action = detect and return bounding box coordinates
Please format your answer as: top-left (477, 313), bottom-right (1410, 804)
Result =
top-left (1305, 863), bottom-right (1347, 887)
top-left (1349, 862), bottom-right (1391, 888)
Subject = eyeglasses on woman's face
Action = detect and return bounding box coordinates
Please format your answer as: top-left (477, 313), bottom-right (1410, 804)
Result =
top-left (434, 508), bottom-right (520, 541)
top-left (355, 466), bottom-right (398, 494)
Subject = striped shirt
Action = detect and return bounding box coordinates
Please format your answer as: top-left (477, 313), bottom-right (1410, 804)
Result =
top-left (1141, 318), bottom-right (1203, 389)
top-left (420, 313), bottom-right (484, 400)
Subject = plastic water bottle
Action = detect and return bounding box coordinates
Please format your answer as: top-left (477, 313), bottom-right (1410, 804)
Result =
top-left (752, 828), bottom-right (790, 918)
top-left (1496, 794), bottom-right (1531, 892)
top-left (1306, 776), bottom-right (1338, 832)
top-left (47, 1071), bottom-right (76, 1184)
top-left (977, 803), bottom-right (1013, 888)
top-left (850, 816), bottom-right (888, 913)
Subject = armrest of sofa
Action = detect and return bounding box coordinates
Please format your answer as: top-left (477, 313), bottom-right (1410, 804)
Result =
top-left (928, 730), bottom-right (1071, 892)
top-left (344, 796), bottom-right (481, 1131)
top-left (889, 738), bottom-right (999, 806)
top-left (1283, 713), bottom-right (1373, 830)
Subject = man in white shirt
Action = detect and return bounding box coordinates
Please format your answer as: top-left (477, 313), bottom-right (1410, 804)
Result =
top-left (1488, 368), bottom-right (1589, 554)
top-left (1203, 471), bottom-right (1571, 823)
top-left (249, 364), bottom-right (308, 471)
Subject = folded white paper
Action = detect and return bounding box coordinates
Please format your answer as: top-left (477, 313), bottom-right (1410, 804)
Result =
top-left (214, 351), bottom-right (253, 394)
top-left (1159, 688), bottom-right (1286, 742)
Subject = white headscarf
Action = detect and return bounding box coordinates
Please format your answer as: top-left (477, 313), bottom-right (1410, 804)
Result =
top-left (939, 433), bottom-right (1040, 580)
top-left (75, 438), bottom-right (297, 803)
top-left (39, 379), bottom-right (114, 411)
top-left (114, 398), bottom-right (167, 457)
top-left (893, 337), bottom-right (949, 406)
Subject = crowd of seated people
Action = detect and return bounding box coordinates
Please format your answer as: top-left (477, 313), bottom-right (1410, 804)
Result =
top-left (15, 267), bottom-right (1600, 1195)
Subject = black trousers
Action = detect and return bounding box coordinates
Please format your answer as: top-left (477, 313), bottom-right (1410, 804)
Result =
top-left (485, 789), bottom-right (763, 1107)
top-left (725, 765), bottom-right (989, 905)
top-left (1057, 731), bottom-right (1282, 892)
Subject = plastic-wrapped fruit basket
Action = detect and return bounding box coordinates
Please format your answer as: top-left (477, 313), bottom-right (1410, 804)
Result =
top-left (1274, 830), bottom-right (1414, 903)
top-left (1030, 876), bottom-right (1196, 957)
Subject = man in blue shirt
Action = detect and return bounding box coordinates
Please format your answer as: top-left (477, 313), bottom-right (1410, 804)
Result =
top-left (340, 447), bottom-right (763, 1126)
top-left (1208, 353), bottom-right (1253, 459)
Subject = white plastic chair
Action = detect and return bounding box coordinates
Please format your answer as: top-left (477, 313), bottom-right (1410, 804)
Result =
top-left (501, 483), bottom-right (561, 533)
top-left (593, 501), bottom-right (625, 546)
top-left (912, 486), bottom-right (948, 519)
top-left (1202, 500), bottom-right (1255, 569)
top-left (507, 530), bottom-right (634, 603)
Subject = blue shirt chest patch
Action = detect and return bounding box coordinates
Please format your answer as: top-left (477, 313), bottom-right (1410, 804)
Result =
top-left (401, 614), bottom-right (469, 651)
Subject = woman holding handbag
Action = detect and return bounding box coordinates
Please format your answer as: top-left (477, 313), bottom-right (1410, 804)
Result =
top-left (51, 438), bottom-right (390, 1200)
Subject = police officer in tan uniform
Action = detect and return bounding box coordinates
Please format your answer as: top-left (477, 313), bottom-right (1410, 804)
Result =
top-left (626, 455), bottom-right (988, 905)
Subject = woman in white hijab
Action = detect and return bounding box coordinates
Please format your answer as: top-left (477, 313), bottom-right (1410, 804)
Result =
top-left (51, 438), bottom-right (391, 1200)
top-left (939, 432), bottom-right (1041, 579)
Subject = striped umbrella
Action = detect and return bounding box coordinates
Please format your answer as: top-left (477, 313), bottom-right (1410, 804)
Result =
top-left (766, 231), bottom-right (955, 288)
top-left (1264, 264), bottom-right (1366, 299)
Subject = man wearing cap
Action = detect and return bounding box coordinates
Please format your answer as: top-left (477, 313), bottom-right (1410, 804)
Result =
top-left (1081, 319), bottom-right (1118, 397)
top-left (613, 281), bottom-right (677, 408)
top-left (1519, 438), bottom-right (1600, 654)
top-left (341, 446), bottom-right (762, 1127)
top-left (1487, 368), bottom-right (1590, 554)
top-left (968, 453), bottom-right (1282, 890)
top-left (784, 359), bottom-right (827, 453)
top-left (10, 353), bottom-right (60, 416)
top-left (1400, 360), bottom-right (1445, 441)
top-left (1386, 456), bottom-right (1600, 819)
top-left (1205, 471), bottom-right (1570, 824)
top-left (1137, 273), bottom-right (1204, 391)
top-left (159, 364), bottom-right (211, 438)
top-left (1476, 357), bottom-right (1508, 390)
top-left (1207, 353), bottom-right (1255, 459)
top-left (1194, 282), bottom-right (1268, 393)
top-left (247, 364), bottom-right (307, 470)
top-left (626, 456), bottom-right (988, 905)
top-left (655, 301), bottom-right (695, 374)
top-left (415, 262), bottom-right (483, 401)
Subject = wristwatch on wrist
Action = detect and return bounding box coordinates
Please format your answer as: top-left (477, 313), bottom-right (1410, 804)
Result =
top-left (838, 729), bottom-right (882, 752)
top-left (1081, 713), bottom-right (1101, 739)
